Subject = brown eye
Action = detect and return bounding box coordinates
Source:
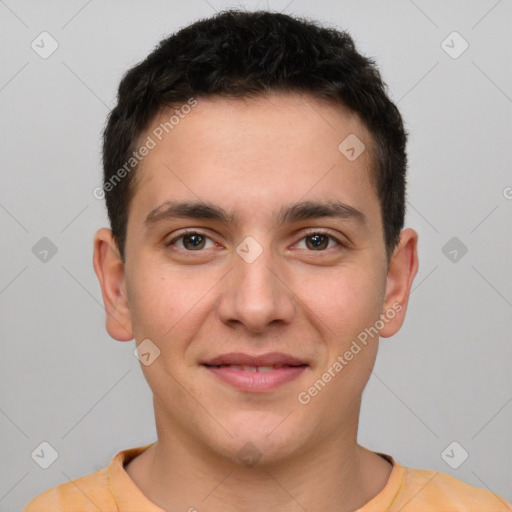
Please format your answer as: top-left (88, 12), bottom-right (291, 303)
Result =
top-left (182, 234), bottom-right (206, 250)
top-left (296, 231), bottom-right (342, 251)
top-left (305, 233), bottom-right (330, 250)
top-left (166, 232), bottom-right (216, 251)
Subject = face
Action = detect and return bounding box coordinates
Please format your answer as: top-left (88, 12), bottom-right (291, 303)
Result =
top-left (94, 92), bottom-right (418, 466)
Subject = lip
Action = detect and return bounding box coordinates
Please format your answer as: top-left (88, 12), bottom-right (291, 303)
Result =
top-left (202, 352), bottom-right (309, 392)
top-left (202, 352), bottom-right (307, 367)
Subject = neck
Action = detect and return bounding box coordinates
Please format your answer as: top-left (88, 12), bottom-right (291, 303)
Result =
top-left (125, 414), bottom-right (392, 512)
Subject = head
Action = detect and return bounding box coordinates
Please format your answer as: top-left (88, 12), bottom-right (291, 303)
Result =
top-left (94, 10), bottom-right (418, 467)
top-left (101, 9), bottom-right (408, 264)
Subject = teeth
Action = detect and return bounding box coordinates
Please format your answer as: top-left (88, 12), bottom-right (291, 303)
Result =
top-left (224, 365), bottom-right (277, 372)
top-left (209, 364), bottom-right (303, 371)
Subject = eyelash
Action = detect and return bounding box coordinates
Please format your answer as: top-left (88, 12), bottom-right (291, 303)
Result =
top-left (165, 229), bottom-right (345, 252)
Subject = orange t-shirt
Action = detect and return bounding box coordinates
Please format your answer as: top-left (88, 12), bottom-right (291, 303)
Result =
top-left (24, 444), bottom-right (511, 511)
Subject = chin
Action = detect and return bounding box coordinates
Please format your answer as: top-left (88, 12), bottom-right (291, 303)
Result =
top-left (216, 412), bottom-right (310, 468)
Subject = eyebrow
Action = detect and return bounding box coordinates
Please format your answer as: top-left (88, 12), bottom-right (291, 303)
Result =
top-left (144, 199), bottom-right (367, 227)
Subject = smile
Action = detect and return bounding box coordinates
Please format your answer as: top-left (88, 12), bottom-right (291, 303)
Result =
top-left (202, 353), bottom-right (309, 392)
top-left (205, 364), bottom-right (303, 372)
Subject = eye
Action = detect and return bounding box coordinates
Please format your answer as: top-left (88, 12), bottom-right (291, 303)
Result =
top-left (165, 229), bottom-right (345, 253)
top-left (295, 231), bottom-right (343, 251)
top-left (166, 231), bottom-right (217, 251)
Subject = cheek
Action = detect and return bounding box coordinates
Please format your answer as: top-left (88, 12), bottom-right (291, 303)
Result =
top-left (125, 264), bottom-right (184, 343)
top-left (126, 273), bottom-right (168, 340)
top-left (126, 264), bottom-right (217, 356)
top-left (298, 264), bottom-right (385, 337)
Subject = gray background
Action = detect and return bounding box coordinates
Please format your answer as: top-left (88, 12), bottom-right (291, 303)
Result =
top-left (1, 0), bottom-right (511, 509)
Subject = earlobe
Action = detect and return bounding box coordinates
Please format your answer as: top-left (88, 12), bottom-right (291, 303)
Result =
top-left (92, 228), bottom-right (134, 341)
top-left (379, 228), bottom-right (419, 338)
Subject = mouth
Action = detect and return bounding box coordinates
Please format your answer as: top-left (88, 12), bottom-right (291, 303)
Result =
top-left (203, 363), bottom-right (305, 372)
top-left (202, 352), bottom-right (309, 391)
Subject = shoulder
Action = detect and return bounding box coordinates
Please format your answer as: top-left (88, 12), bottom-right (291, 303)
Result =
top-left (393, 466), bottom-right (512, 511)
top-left (23, 467), bottom-right (117, 512)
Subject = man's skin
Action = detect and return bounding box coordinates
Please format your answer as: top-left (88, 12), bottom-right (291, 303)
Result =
top-left (93, 92), bottom-right (419, 512)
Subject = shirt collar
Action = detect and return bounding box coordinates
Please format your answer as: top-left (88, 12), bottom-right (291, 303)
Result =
top-left (107, 445), bottom-right (404, 511)
top-left (357, 452), bottom-right (404, 511)
top-left (108, 443), bottom-right (165, 512)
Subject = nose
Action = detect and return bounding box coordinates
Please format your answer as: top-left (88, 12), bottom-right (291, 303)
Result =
top-left (216, 244), bottom-right (296, 334)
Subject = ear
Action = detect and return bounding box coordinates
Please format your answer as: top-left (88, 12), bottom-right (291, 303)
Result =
top-left (93, 228), bottom-right (134, 341)
top-left (379, 228), bottom-right (419, 338)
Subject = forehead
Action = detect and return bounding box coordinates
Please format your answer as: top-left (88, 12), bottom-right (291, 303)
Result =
top-left (129, 92), bottom-right (380, 230)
